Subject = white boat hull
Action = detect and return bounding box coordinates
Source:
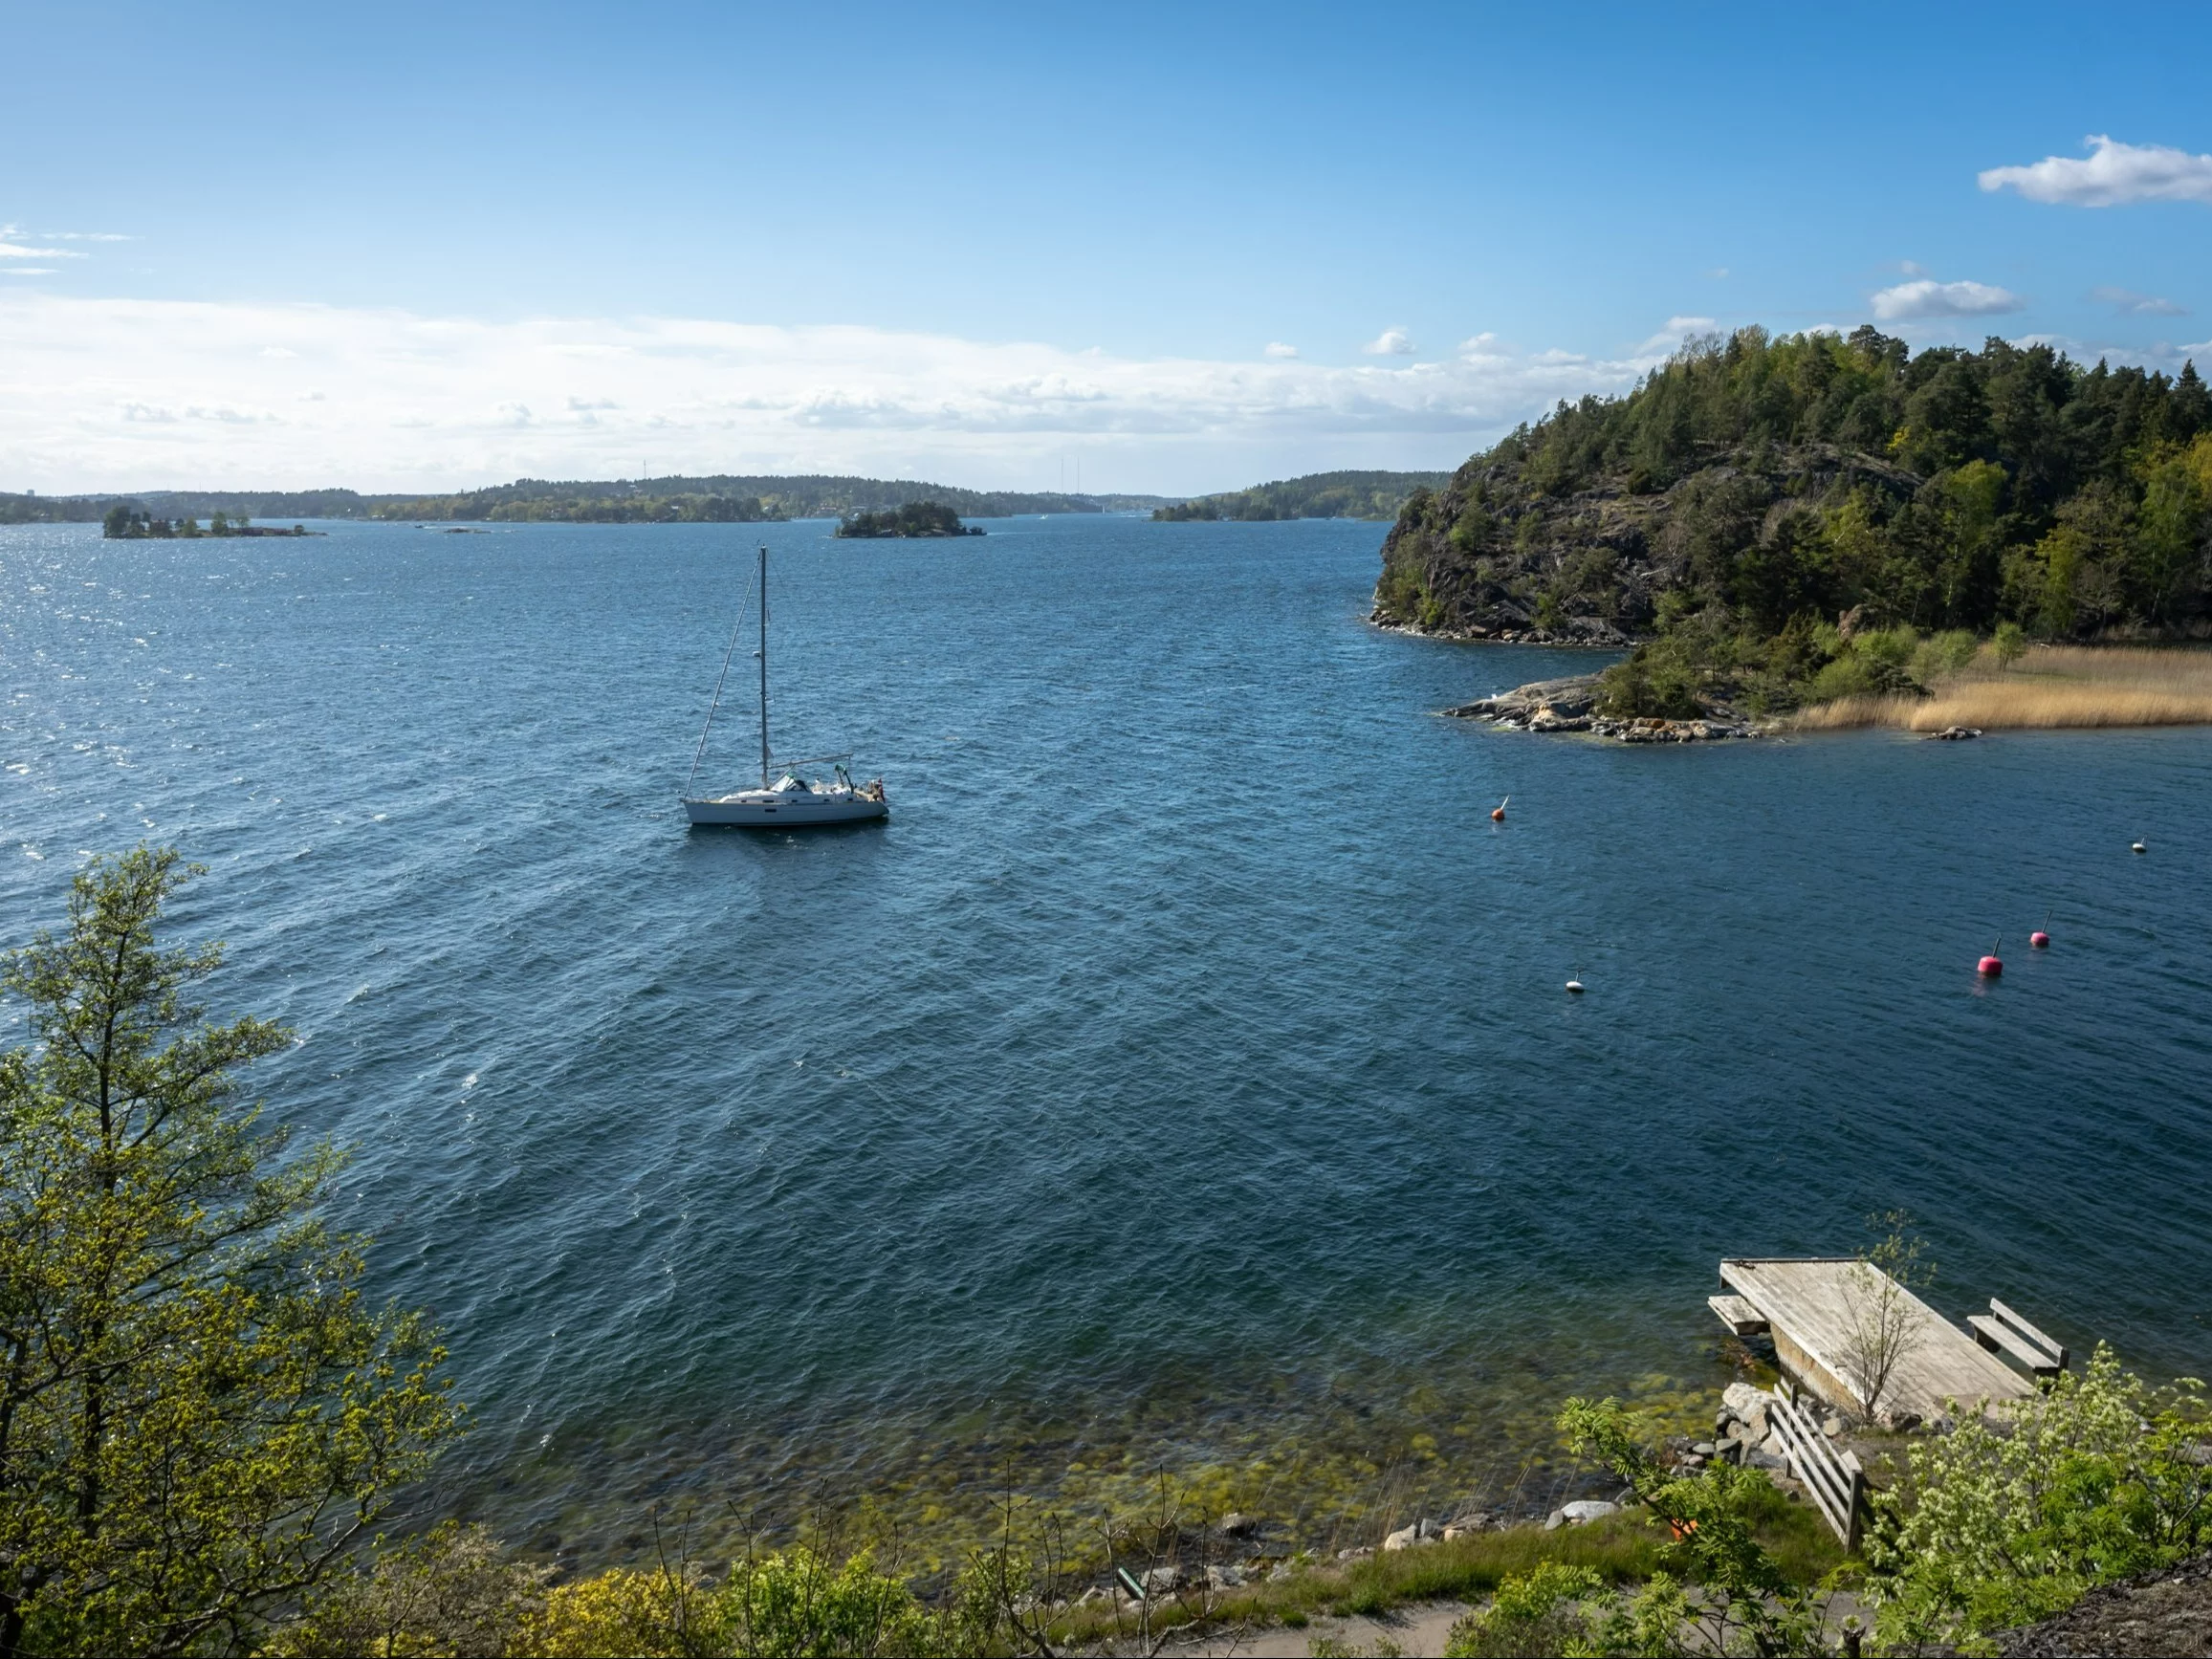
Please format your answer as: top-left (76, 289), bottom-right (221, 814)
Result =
top-left (683, 791), bottom-right (887, 827)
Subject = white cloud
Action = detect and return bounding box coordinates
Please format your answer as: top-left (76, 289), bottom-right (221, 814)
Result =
top-left (1705, 267), bottom-right (1730, 279)
top-left (0, 226), bottom-right (83, 263)
top-left (1870, 278), bottom-right (2025, 321)
top-left (2090, 285), bottom-right (2187, 317)
top-left (2, 269), bottom-right (58, 278)
top-left (0, 293), bottom-right (1698, 492)
top-left (1262, 341), bottom-right (1298, 359)
top-left (41, 230), bottom-right (132, 242)
top-left (1980, 136), bottom-right (2212, 207)
top-left (1362, 327), bottom-right (1415, 356)
top-left (1632, 317), bottom-right (1719, 355)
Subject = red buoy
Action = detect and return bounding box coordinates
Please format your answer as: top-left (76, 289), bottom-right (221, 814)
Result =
top-left (2029, 931), bottom-right (2049, 949)
top-left (1491, 795), bottom-right (1509, 822)
top-left (1979, 933), bottom-right (2004, 976)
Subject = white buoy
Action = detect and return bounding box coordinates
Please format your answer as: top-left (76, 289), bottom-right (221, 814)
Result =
top-left (2132, 840), bottom-right (2146, 854)
top-left (1566, 976), bottom-right (1585, 993)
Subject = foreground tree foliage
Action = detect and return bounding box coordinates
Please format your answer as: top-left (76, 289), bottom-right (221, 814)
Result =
top-left (1553, 1398), bottom-right (1832, 1656)
top-left (1867, 1344), bottom-right (2212, 1653)
top-left (0, 849), bottom-right (458, 1657)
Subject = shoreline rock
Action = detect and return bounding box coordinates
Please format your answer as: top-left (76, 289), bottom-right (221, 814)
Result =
top-left (1370, 609), bottom-right (1641, 647)
top-left (1444, 673), bottom-right (1762, 743)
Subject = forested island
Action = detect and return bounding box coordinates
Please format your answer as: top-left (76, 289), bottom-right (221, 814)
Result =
top-left (1374, 327), bottom-right (2212, 717)
top-left (1, 475), bottom-right (1169, 527)
top-left (833, 501), bottom-right (984, 538)
top-left (101, 507), bottom-right (312, 539)
top-left (1155, 469), bottom-right (1450, 522)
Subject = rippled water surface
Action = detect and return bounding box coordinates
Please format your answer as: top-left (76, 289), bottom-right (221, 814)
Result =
top-left (4, 515), bottom-right (2209, 1556)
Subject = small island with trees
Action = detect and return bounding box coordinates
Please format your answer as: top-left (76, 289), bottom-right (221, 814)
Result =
top-left (102, 507), bottom-right (313, 539)
top-left (834, 500), bottom-right (985, 538)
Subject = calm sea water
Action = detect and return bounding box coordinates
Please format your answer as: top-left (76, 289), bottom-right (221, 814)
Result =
top-left (4, 515), bottom-right (2209, 1558)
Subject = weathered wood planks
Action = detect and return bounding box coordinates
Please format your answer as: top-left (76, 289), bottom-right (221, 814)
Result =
top-left (1707, 1293), bottom-right (1771, 1337)
top-left (1970, 1299), bottom-right (2069, 1376)
top-left (1719, 1256), bottom-right (2031, 1423)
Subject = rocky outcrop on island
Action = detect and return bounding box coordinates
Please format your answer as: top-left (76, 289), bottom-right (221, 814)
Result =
top-left (1368, 325), bottom-right (2212, 660)
top-left (1445, 673), bottom-right (1759, 741)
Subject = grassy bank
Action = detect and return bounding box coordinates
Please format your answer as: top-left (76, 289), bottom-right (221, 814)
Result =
top-left (1793, 644), bottom-right (2212, 731)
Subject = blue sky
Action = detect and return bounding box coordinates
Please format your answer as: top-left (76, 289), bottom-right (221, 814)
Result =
top-left (5, 0), bottom-right (2211, 493)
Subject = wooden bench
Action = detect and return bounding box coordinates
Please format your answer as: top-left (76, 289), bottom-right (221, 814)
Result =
top-left (1966, 1298), bottom-right (2069, 1378)
top-left (1708, 1294), bottom-right (1770, 1338)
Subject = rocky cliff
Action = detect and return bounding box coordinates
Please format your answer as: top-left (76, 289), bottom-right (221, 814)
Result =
top-left (1370, 440), bottom-right (1923, 644)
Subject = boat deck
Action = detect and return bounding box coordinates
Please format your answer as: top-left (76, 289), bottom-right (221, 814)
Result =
top-left (1719, 1256), bottom-right (2032, 1424)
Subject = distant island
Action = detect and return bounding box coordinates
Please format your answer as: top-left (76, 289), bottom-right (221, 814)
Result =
top-left (834, 501), bottom-right (984, 539)
top-left (1373, 325), bottom-right (2212, 724)
top-left (2, 474), bottom-right (1172, 528)
top-left (1153, 469), bottom-right (1452, 522)
top-left (102, 508), bottom-right (313, 539)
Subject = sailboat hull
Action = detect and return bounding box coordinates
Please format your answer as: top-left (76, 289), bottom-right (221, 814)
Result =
top-left (683, 793), bottom-right (887, 827)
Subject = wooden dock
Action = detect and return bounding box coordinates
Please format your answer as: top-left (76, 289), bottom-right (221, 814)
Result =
top-left (1716, 1257), bottom-right (2034, 1425)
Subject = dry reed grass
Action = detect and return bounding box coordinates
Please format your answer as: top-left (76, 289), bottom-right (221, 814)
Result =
top-left (1793, 645), bottom-right (2212, 731)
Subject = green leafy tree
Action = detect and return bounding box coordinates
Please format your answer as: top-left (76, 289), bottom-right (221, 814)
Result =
top-left (1992, 621), bottom-right (2026, 670)
top-left (1556, 1398), bottom-right (1829, 1656)
top-left (1866, 1345), bottom-right (2212, 1653)
top-left (0, 848), bottom-right (459, 1657)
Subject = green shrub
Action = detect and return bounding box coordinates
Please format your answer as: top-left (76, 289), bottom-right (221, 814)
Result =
top-left (1867, 1345), bottom-right (2212, 1653)
top-left (1595, 647), bottom-right (1704, 719)
top-left (1377, 560), bottom-right (1427, 622)
top-left (1442, 1561), bottom-right (1600, 1656)
top-left (1555, 1398), bottom-right (1831, 1657)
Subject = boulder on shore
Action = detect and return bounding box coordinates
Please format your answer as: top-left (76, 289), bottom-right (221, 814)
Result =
top-left (1446, 673), bottom-right (1759, 742)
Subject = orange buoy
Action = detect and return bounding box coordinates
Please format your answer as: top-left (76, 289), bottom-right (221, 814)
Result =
top-left (1978, 934), bottom-right (2004, 977)
top-left (1491, 795), bottom-right (1509, 822)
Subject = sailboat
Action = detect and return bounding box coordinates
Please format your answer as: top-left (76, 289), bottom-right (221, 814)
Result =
top-left (681, 546), bottom-right (888, 827)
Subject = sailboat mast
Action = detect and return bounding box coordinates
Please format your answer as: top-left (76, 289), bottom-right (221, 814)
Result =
top-left (757, 544), bottom-right (771, 789)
